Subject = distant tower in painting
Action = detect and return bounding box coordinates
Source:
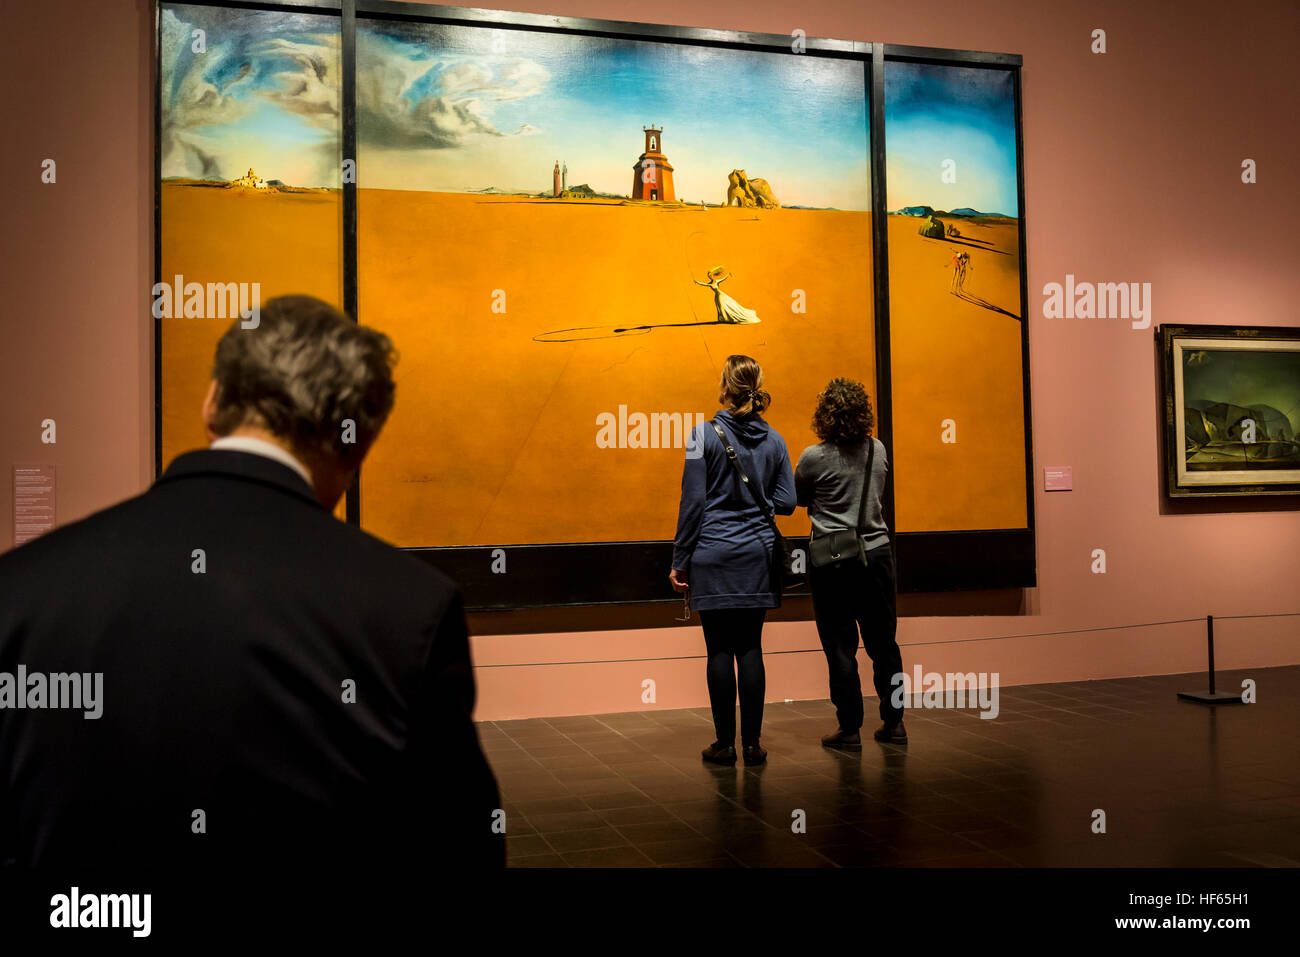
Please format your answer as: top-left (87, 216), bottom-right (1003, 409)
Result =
top-left (632, 127), bottom-right (675, 201)
top-left (553, 160), bottom-right (561, 197)
top-left (562, 161), bottom-right (568, 192)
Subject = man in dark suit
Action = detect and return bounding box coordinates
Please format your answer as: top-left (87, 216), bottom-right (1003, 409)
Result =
top-left (0, 295), bottom-right (503, 897)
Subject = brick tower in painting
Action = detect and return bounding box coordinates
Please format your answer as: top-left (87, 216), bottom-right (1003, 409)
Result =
top-left (631, 126), bottom-right (675, 201)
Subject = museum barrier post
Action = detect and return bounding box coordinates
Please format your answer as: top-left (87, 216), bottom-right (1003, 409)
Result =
top-left (1177, 615), bottom-right (1247, 705)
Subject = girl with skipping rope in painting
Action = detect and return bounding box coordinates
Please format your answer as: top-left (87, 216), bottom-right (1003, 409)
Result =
top-left (695, 266), bottom-right (762, 324)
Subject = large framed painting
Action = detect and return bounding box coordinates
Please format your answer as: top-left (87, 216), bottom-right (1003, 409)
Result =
top-left (154, 2), bottom-right (1036, 608)
top-left (1159, 324), bottom-right (1300, 497)
top-left (353, 7), bottom-right (875, 605)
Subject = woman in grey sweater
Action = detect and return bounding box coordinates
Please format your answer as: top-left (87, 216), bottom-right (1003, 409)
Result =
top-left (794, 378), bottom-right (906, 747)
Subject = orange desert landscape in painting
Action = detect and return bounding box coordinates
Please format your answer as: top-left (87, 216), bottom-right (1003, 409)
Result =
top-left (356, 189), bottom-right (875, 546)
top-left (160, 185), bottom-right (1029, 545)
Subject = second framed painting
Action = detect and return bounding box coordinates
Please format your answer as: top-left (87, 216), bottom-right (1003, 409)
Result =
top-left (1159, 324), bottom-right (1300, 497)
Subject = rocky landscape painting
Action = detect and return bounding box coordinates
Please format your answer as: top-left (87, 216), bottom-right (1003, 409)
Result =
top-left (1165, 327), bottom-right (1300, 495)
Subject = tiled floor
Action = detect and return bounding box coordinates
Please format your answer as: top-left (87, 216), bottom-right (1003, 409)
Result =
top-left (481, 665), bottom-right (1300, 867)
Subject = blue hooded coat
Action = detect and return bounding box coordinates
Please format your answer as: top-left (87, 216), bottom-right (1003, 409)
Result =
top-left (671, 410), bottom-right (796, 611)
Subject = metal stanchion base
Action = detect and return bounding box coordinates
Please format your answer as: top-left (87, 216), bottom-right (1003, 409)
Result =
top-left (1176, 690), bottom-right (1245, 705)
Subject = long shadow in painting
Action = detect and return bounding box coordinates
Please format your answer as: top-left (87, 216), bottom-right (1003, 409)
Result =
top-left (953, 288), bottom-right (1021, 320)
top-left (534, 320), bottom-right (724, 342)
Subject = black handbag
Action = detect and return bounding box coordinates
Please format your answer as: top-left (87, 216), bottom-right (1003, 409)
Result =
top-left (808, 436), bottom-right (876, 569)
top-left (711, 419), bottom-right (805, 590)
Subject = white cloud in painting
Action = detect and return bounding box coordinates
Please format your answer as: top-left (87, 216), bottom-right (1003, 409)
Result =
top-left (356, 30), bottom-right (551, 151)
top-left (253, 35), bottom-right (341, 126)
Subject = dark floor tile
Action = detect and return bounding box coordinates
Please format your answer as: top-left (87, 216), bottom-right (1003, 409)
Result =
top-left (802, 822), bottom-right (886, 849)
top-left (911, 808), bottom-right (1009, 832)
top-left (663, 855), bottom-right (744, 868)
top-left (613, 820), bottom-right (701, 844)
top-left (723, 835), bottom-right (837, 868)
top-left (581, 789), bottom-right (656, 810)
top-left (597, 804), bottom-right (676, 826)
top-left (544, 825), bottom-right (629, 853)
top-left (509, 853), bottom-right (567, 868)
top-left (956, 825), bottom-right (1041, 852)
top-left (506, 834), bottom-right (553, 858)
top-left (638, 837), bottom-right (732, 865)
top-left (914, 850), bottom-right (1019, 867)
top-left (818, 842), bottom-right (905, 866)
top-left (525, 809), bottom-right (607, 832)
top-left (549, 764), bottom-right (625, 782)
top-left (561, 845), bottom-right (656, 867)
top-left (513, 795), bottom-right (590, 816)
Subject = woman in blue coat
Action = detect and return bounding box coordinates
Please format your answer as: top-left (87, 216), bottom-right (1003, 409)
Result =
top-left (670, 355), bottom-right (796, 766)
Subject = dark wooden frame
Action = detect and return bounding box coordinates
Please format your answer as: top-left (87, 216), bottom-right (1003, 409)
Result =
top-left (1158, 323), bottom-right (1300, 498)
top-left (154, 0), bottom-right (1037, 610)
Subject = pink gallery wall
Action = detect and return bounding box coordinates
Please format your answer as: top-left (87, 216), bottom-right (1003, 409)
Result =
top-left (0, 0), bottom-right (1296, 723)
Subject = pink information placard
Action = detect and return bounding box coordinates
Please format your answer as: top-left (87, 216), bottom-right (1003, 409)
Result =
top-left (13, 465), bottom-right (57, 546)
top-left (1044, 466), bottom-right (1073, 492)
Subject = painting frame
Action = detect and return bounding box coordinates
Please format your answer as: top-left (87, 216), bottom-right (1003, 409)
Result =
top-left (153, 0), bottom-right (1036, 609)
top-left (1158, 323), bottom-right (1300, 498)
top-left (875, 46), bottom-right (1035, 592)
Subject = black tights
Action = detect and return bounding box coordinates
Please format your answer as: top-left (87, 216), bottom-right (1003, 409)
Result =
top-left (699, 608), bottom-right (767, 746)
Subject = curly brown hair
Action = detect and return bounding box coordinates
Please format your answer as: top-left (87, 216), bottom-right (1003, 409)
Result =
top-left (811, 377), bottom-right (874, 446)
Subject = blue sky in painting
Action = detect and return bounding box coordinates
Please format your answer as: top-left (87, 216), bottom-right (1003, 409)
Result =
top-left (885, 61), bottom-right (1018, 217)
top-left (159, 5), bottom-right (340, 187)
top-left (357, 23), bottom-right (871, 209)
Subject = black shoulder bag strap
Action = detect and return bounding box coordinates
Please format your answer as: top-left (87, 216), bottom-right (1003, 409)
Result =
top-left (854, 436), bottom-right (878, 535)
top-left (711, 418), bottom-right (797, 588)
top-left (710, 418), bottom-right (776, 529)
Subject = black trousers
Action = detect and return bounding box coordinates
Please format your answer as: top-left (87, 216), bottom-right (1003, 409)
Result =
top-left (699, 608), bottom-right (767, 745)
top-left (809, 543), bottom-right (904, 729)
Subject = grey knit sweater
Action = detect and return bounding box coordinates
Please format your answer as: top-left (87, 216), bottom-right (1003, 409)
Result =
top-left (793, 438), bottom-right (890, 551)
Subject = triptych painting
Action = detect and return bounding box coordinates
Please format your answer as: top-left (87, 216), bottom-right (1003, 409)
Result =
top-left (157, 2), bottom-right (1035, 604)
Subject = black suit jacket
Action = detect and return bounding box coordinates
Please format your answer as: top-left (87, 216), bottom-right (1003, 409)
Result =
top-left (0, 450), bottom-right (503, 884)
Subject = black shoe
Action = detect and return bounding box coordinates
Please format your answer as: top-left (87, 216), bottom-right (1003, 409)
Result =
top-left (702, 741), bottom-right (737, 765)
top-left (821, 728), bottom-right (862, 750)
top-left (741, 742), bottom-right (767, 766)
top-left (872, 721), bottom-right (908, 744)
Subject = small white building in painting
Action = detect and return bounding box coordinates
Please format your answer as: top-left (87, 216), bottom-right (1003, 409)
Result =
top-left (233, 167), bottom-right (269, 189)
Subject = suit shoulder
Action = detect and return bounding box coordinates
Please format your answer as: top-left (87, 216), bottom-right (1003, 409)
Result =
top-left (327, 521), bottom-right (461, 601)
top-left (0, 493), bottom-right (147, 576)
